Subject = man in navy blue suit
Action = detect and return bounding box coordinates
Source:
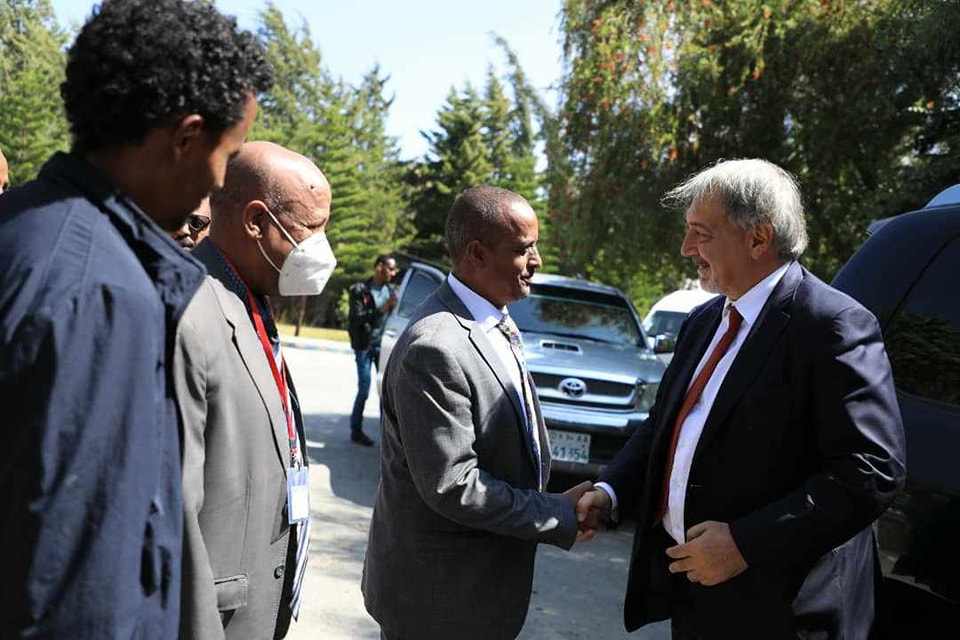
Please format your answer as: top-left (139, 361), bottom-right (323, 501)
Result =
top-left (577, 159), bottom-right (905, 639)
top-left (0, 1), bottom-right (272, 637)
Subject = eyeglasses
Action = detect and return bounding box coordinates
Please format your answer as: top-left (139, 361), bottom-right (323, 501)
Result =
top-left (187, 214), bottom-right (211, 233)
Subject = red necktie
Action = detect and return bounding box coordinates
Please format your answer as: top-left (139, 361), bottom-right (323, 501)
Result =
top-left (657, 306), bottom-right (743, 522)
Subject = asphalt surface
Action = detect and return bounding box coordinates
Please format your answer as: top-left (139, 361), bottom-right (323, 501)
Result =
top-left (282, 339), bottom-right (670, 640)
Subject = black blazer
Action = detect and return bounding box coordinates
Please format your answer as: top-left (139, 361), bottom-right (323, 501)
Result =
top-left (601, 263), bottom-right (906, 639)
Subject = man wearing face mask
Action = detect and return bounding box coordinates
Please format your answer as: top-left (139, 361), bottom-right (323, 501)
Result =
top-left (174, 141), bottom-right (336, 640)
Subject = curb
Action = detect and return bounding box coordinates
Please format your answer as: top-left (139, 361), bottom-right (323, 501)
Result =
top-left (280, 336), bottom-right (353, 355)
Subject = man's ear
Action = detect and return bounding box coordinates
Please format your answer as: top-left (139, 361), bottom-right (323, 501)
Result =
top-left (243, 200), bottom-right (268, 240)
top-left (750, 222), bottom-right (775, 259)
top-left (171, 114), bottom-right (205, 161)
top-left (464, 239), bottom-right (487, 269)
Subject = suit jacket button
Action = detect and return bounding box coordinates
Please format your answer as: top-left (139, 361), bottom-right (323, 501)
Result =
top-left (274, 565), bottom-right (285, 579)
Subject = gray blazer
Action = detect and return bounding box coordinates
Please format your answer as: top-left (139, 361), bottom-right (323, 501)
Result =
top-left (362, 280), bottom-right (578, 640)
top-left (175, 241), bottom-right (304, 640)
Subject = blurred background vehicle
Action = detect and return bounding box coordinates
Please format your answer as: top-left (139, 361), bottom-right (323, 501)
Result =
top-left (642, 283), bottom-right (718, 364)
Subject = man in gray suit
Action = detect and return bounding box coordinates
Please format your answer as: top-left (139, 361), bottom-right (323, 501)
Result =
top-left (362, 185), bottom-right (593, 640)
top-left (175, 141), bottom-right (337, 639)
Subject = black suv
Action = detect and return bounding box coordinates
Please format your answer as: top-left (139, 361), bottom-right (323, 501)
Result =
top-left (831, 185), bottom-right (960, 632)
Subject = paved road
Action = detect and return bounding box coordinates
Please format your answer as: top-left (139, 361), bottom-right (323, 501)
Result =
top-left (283, 341), bottom-right (670, 640)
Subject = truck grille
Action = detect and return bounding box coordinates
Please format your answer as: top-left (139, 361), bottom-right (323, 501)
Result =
top-left (532, 373), bottom-right (634, 397)
top-left (531, 372), bottom-right (636, 409)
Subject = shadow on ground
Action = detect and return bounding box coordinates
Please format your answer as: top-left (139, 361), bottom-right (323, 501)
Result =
top-left (302, 410), bottom-right (380, 509)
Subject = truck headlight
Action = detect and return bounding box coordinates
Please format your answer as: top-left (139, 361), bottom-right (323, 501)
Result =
top-left (634, 380), bottom-right (659, 412)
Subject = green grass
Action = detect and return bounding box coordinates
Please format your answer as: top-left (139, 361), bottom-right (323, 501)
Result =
top-left (277, 323), bottom-right (349, 342)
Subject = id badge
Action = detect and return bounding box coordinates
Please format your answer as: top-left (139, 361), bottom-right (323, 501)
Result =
top-left (286, 466), bottom-right (310, 524)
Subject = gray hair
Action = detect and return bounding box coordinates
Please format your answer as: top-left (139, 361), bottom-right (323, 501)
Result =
top-left (444, 185), bottom-right (528, 262)
top-left (664, 158), bottom-right (808, 260)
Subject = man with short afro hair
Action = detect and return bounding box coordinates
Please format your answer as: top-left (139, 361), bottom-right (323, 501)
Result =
top-left (0, 1), bottom-right (273, 638)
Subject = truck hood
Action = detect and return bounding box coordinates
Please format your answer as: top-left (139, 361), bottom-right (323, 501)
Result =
top-left (522, 332), bottom-right (665, 383)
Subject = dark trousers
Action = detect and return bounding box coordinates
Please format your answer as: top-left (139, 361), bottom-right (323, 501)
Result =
top-left (350, 345), bottom-right (380, 432)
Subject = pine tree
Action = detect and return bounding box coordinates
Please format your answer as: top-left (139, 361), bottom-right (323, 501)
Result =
top-left (0, 0), bottom-right (69, 185)
top-left (406, 58), bottom-right (547, 266)
top-left (252, 4), bottom-right (407, 328)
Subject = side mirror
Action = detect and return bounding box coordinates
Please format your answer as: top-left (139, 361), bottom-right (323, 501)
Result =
top-left (653, 334), bottom-right (676, 354)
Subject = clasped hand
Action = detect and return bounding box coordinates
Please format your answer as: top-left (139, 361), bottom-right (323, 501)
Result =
top-left (571, 489), bottom-right (748, 586)
top-left (573, 486), bottom-right (612, 542)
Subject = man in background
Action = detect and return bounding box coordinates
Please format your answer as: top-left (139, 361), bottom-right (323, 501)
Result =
top-left (0, 1), bottom-right (272, 637)
top-left (171, 196), bottom-right (212, 250)
top-left (176, 141), bottom-right (335, 639)
top-left (363, 185), bottom-right (592, 639)
top-left (347, 254), bottom-right (398, 446)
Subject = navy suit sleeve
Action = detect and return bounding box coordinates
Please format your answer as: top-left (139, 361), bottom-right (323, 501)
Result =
top-left (730, 304), bottom-right (906, 572)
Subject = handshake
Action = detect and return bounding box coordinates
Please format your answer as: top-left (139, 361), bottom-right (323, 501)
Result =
top-left (562, 481), bottom-right (613, 542)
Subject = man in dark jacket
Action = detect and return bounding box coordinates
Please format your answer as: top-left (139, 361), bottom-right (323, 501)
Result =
top-left (576, 159), bottom-right (905, 639)
top-left (0, 1), bottom-right (272, 638)
top-left (347, 254), bottom-right (398, 445)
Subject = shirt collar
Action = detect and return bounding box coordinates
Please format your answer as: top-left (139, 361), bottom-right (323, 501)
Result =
top-left (447, 272), bottom-right (506, 333)
top-left (210, 244), bottom-right (279, 347)
top-left (726, 261), bottom-right (791, 327)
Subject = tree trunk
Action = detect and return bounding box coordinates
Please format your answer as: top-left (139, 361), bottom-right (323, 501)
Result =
top-left (295, 296), bottom-right (307, 337)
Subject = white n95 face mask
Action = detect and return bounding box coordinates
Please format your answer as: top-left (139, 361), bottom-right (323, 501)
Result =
top-left (258, 207), bottom-right (337, 296)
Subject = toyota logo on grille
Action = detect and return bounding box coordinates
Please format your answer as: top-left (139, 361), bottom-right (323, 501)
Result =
top-left (559, 377), bottom-right (587, 397)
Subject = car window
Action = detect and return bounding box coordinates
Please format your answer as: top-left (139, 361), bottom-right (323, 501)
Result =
top-left (883, 237), bottom-right (960, 408)
top-left (397, 269), bottom-right (442, 319)
top-left (645, 310), bottom-right (688, 338)
top-left (510, 283), bottom-right (642, 346)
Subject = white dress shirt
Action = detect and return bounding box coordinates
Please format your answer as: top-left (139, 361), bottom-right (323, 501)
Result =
top-left (598, 262), bottom-right (790, 543)
top-left (446, 274), bottom-right (543, 457)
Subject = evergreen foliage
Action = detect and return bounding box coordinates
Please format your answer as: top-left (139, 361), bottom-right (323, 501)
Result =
top-left (0, 0), bottom-right (69, 186)
top-left (250, 3), bottom-right (407, 327)
top-left (6, 0), bottom-right (958, 325)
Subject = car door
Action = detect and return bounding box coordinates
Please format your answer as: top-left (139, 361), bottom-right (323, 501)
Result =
top-left (832, 205), bottom-right (960, 620)
top-left (869, 235), bottom-right (960, 605)
top-left (377, 262), bottom-right (445, 389)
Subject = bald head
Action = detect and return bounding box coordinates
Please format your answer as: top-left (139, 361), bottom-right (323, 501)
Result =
top-left (207, 141), bottom-right (332, 297)
top-left (209, 141), bottom-right (330, 225)
top-left (0, 147), bottom-right (9, 195)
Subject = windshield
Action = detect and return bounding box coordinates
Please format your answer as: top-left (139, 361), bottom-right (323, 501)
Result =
top-left (644, 310), bottom-right (689, 338)
top-left (509, 283), bottom-right (643, 346)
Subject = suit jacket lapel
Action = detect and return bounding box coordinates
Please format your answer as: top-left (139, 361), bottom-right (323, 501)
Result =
top-left (437, 281), bottom-right (539, 475)
top-left (692, 263), bottom-right (802, 467)
top-left (653, 300), bottom-right (723, 454)
top-left (196, 242), bottom-right (289, 471)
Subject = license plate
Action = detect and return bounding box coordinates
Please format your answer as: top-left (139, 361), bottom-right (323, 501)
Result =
top-left (548, 430), bottom-right (591, 464)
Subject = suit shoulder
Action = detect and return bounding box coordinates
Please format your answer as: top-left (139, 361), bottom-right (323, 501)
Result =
top-left (180, 276), bottom-right (243, 332)
top-left (795, 270), bottom-right (872, 319)
top-left (791, 270), bottom-right (881, 342)
top-left (388, 295), bottom-right (464, 366)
